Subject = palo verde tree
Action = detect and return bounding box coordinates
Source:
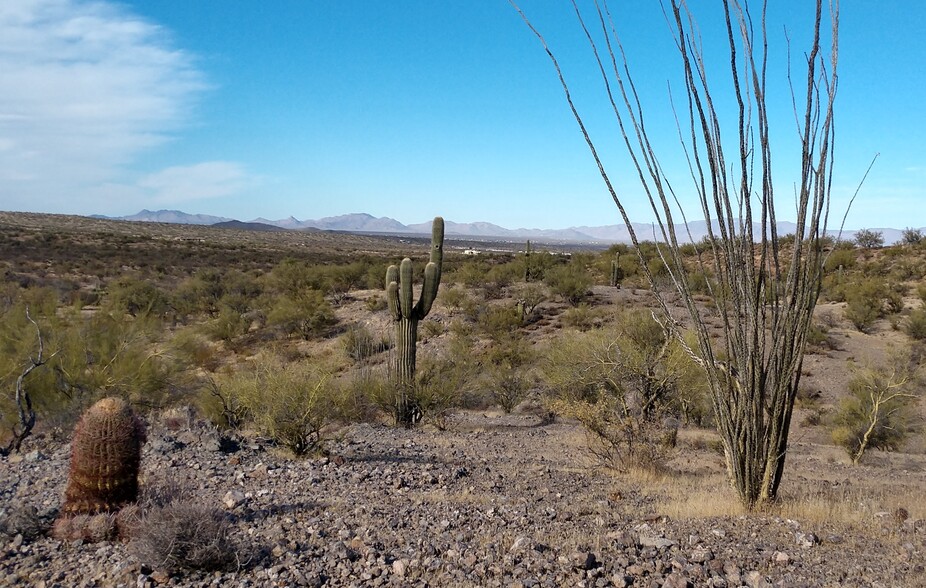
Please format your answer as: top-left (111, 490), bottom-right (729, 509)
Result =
top-left (513, 0), bottom-right (844, 507)
top-left (385, 217), bottom-right (444, 425)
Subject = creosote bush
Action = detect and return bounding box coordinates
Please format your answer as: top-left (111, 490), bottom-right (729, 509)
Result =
top-left (540, 311), bottom-right (705, 470)
top-left (544, 263), bottom-right (592, 306)
top-left (211, 353), bottom-right (337, 456)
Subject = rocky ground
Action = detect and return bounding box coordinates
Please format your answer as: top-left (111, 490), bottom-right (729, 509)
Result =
top-left (2, 411), bottom-right (925, 588)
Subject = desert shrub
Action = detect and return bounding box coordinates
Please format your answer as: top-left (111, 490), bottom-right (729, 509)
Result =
top-left (412, 356), bottom-right (475, 430)
top-left (421, 319), bottom-right (445, 340)
top-left (854, 229), bottom-right (884, 249)
top-left (477, 305), bottom-right (522, 338)
top-left (129, 486), bottom-right (240, 574)
top-left (560, 303), bottom-right (605, 331)
top-left (824, 248), bottom-right (856, 273)
top-left (452, 260), bottom-right (492, 288)
top-left (830, 362), bottom-right (921, 464)
top-left (512, 283), bottom-right (547, 319)
top-left (106, 276), bottom-right (168, 318)
top-left (266, 290), bottom-right (335, 340)
top-left (482, 334), bottom-right (534, 370)
top-left (364, 294), bottom-right (388, 312)
top-left (843, 279), bottom-right (887, 332)
top-left (325, 261), bottom-right (368, 304)
top-left (486, 262), bottom-right (519, 291)
top-left (211, 353), bottom-right (337, 455)
top-left (902, 228), bottom-right (924, 246)
top-left (169, 329), bottom-right (221, 372)
top-left (54, 312), bottom-right (177, 408)
top-left (172, 269), bottom-right (226, 318)
top-left (686, 269), bottom-right (715, 296)
top-left (341, 324), bottom-right (389, 363)
top-left (204, 306), bottom-right (249, 342)
top-left (905, 308), bottom-right (926, 341)
top-left (269, 258), bottom-right (327, 297)
top-left (439, 286), bottom-right (468, 315)
top-left (544, 263), bottom-right (592, 306)
top-left (540, 311), bottom-right (706, 469)
top-left (805, 324), bottom-right (838, 353)
top-left (488, 368), bottom-right (532, 413)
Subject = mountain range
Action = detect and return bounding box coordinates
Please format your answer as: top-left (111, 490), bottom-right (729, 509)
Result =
top-left (93, 209), bottom-right (917, 245)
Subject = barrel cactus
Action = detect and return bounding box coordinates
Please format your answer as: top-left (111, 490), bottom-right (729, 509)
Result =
top-left (385, 216), bottom-right (444, 424)
top-left (61, 396), bottom-right (146, 515)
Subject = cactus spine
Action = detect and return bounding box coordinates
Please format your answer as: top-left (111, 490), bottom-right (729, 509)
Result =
top-left (385, 217), bottom-right (444, 424)
top-left (61, 397), bottom-right (146, 515)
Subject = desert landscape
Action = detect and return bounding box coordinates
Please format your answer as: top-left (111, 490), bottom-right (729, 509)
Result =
top-left (1, 211), bottom-right (924, 587)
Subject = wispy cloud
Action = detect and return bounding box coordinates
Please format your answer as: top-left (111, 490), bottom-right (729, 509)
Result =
top-left (138, 162), bottom-right (253, 204)
top-left (0, 0), bottom-right (252, 213)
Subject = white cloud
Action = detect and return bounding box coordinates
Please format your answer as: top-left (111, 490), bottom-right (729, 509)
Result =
top-left (0, 0), bottom-right (251, 213)
top-left (137, 161), bottom-right (253, 204)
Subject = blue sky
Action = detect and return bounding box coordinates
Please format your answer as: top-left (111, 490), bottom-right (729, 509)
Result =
top-left (0, 1), bottom-right (922, 230)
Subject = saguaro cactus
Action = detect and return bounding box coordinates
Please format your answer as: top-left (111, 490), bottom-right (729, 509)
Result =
top-left (61, 396), bottom-right (146, 515)
top-left (610, 252), bottom-right (623, 288)
top-left (385, 217), bottom-right (444, 424)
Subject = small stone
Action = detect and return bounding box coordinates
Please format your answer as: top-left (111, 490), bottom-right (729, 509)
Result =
top-left (572, 551), bottom-right (597, 570)
top-left (222, 490), bottom-right (246, 509)
top-left (772, 551), bottom-right (790, 564)
top-left (393, 559), bottom-right (409, 577)
top-left (639, 536), bottom-right (677, 549)
top-left (510, 536), bottom-right (531, 553)
top-left (795, 531), bottom-right (819, 548)
top-left (745, 570), bottom-right (770, 588)
top-left (663, 572), bottom-right (691, 588)
top-left (607, 530), bottom-right (635, 548)
top-left (690, 548), bottom-right (713, 563)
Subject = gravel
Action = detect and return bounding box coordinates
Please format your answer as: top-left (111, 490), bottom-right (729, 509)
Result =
top-left (1, 411), bottom-right (924, 587)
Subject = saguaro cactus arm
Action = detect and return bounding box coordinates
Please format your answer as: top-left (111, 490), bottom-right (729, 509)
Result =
top-left (385, 265), bottom-right (401, 321)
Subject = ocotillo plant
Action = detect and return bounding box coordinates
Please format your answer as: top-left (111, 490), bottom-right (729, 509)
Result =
top-left (61, 396), bottom-right (146, 515)
top-left (385, 216), bottom-right (444, 425)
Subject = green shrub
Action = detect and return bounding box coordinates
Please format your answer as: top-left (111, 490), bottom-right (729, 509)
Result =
top-left (830, 362), bottom-right (921, 464)
top-left (439, 286), bottom-right (468, 315)
top-left (488, 368), bottom-right (531, 413)
top-left (824, 248), bottom-right (856, 273)
top-left (854, 229), bottom-right (884, 249)
top-left (560, 303), bottom-right (604, 331)
top-left (477, 305), bottom-right (522, 338)
top-left (540, 311), bottom-right (706, 469)
top-left (843, 279), bottom-right (885, 332)
top-left (212, 353), bottom-right (337, 455)
top-left (266, 290), bottom-right (335, 339)
top-left (204, 306), bottom-right (248, 342)
top-left (106, 277), bottom-right (168, 318)
top-left (905, 309), bottom-right (926, 341)
top-left (902, 228), bottom-right (924, 246)
top-left (545, 263), bottom-right (592, 306)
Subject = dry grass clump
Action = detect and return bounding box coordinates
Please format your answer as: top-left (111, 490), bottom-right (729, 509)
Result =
top-left (127, 483), bottom-right (242, 574)
top-left (636, 462), bottom-right (926, 531)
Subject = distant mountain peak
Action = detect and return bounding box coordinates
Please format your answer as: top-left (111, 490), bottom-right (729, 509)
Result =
top-left (92, 209), bottom-right (918, 245)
